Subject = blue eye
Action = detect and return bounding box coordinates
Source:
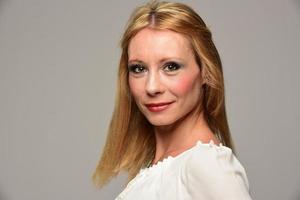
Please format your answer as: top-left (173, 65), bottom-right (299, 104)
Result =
top-left (128, 64), bottom-right (146, 74)
top-left (163, 62), bottom-right (181, 72)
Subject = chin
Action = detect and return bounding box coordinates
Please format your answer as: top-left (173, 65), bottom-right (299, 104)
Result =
top-left (145, 115), bottom-right (177, 126)
top-left (148, 120), bottom-right (170, 126)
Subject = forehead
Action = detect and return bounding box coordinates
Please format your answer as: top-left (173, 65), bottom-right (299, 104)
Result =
top-left (128, 28), bottom-right (193, 61)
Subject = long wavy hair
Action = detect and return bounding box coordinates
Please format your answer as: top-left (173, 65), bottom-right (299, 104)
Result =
top-left (93, 1), bottom-right (235, 188)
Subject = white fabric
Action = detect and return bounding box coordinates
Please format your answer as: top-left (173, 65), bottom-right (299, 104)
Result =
top-left (115, 140), bottom-right (253, 200)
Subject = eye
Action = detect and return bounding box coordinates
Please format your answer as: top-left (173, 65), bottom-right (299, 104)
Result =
top-left (163, 62), bottom-right (182, 72)
top-left (128, 64), bottom-right (147, 74)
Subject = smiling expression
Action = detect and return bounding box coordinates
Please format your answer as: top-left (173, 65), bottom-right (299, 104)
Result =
top-left (128, 28), bottom-right (204, 126)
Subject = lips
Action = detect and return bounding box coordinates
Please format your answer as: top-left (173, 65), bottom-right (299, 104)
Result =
top-left (145, 101), bottom-right (174, 112)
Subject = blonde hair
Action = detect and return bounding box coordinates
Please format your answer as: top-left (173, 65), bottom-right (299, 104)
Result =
top-left (93, 1), bottom-right (235, 188)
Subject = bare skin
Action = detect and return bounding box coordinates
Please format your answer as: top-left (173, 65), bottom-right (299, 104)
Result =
top-left (152, 107), bottom-right (220, 166)
top-left (128, 28), bottom-right (221, 167)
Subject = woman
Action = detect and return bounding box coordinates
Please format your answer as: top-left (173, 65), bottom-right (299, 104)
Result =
top-left (93, 1), bottom-right (253, 199)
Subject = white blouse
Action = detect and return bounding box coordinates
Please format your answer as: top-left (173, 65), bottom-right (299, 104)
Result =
top-left (115, 140), bottom-right (253, 200)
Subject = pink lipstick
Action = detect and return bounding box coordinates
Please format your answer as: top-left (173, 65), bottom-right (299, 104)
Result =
top-left (145, 102), bottom-right (174, 112)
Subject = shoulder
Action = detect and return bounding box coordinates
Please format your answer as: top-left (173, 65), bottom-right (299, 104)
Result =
top-left (181, 140), bottom-right (252, 199)
top-left (183, 140), bottom-right (238, 183)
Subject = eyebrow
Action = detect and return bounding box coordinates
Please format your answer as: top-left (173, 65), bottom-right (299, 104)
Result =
top-left (128, 57), bottom-right (185, 65)
top-left (128, 59), bottom-right (144, 64)
top-left (127, 60), bottom-right (146, 68)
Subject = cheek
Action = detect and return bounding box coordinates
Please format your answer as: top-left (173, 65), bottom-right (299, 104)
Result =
top-left (128, 77), bottom-right (143, 100)
top-left (171, 75), bottom-right (200, 96)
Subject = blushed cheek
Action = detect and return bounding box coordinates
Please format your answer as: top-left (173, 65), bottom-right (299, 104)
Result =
top-left (171, 75), bottom-right (199, 95)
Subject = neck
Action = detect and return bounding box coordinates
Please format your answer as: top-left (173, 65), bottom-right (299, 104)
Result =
top-left (151, 106), bottom-right (215, 165)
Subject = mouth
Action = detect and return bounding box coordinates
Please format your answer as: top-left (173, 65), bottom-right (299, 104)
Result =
top-left (145, 101), bottom-right (174, 112)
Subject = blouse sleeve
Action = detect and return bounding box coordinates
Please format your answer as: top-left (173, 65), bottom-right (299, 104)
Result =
top-left (182, 141), bottom-right (253, 200)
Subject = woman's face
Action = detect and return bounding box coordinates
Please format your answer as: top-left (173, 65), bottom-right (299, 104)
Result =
top-left (128, 28), bottom-right (204, 126)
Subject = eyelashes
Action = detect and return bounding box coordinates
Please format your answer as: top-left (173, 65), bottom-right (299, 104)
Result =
top-left (163, 61), bottom-right (181, 72)
top-left (128, 61), bottom-right (182, 75)
top-left (128, 64), bottom-right (146, 74)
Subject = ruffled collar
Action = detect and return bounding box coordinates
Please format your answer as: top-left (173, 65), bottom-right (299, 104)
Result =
top-left (142, 139), bottom-right (224, 172)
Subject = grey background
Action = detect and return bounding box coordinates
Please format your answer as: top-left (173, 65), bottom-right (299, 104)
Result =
top-left (0, 0), bottom-right (299, 199)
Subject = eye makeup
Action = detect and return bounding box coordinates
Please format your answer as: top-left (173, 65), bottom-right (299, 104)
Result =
top-left (128, 63), bottom-right (147, 74)
top-left (128, 60), bottom-right (184, 75)
top-left (163, 61), bottom-right (183, 72)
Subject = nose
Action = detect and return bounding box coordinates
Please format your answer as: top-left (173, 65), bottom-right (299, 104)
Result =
top-left (145, 71), bottom-right (164, 96)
